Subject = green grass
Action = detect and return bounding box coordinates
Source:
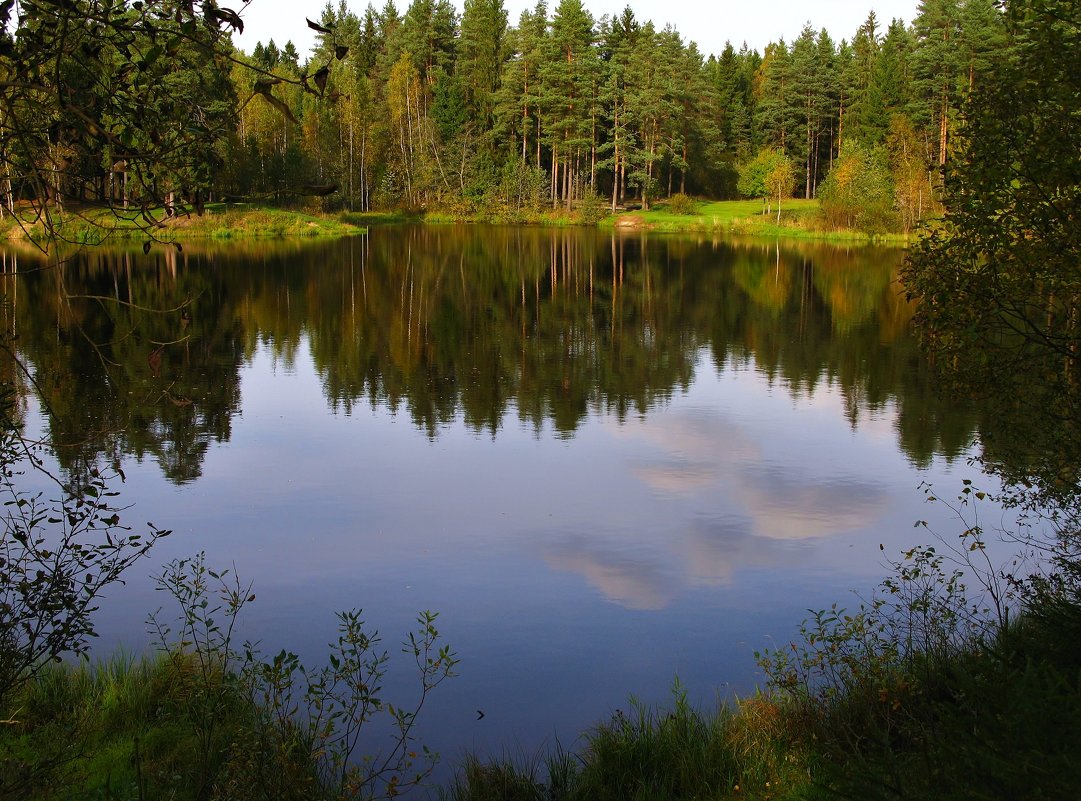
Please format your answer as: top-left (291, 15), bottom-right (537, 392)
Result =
top-left (1, 649), bottom-right (327, 801)
top-left (0, 198), bottom-right (915, 246)
top-left (603, 198), bottom-right (911, 244)
top-left (421, 207), bottom-right (603, 227)
top-left (442, 687), bottom-right (813, 801)
top-left (338, 210), bottom-right (417, 226)
top-left (0, 201), bottom-right (365, 246)
top-left (445, 575), bottom-right (1081, 801)
top-left (5, 584), bottom-right (1081, 800)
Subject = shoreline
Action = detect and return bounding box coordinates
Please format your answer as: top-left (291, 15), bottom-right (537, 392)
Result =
top-left (0, 202), bottom-right (366, 246)
top-left (0, 199), bottom-right (914, 248)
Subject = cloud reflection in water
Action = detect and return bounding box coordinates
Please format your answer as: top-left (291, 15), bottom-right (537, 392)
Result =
top-left (544, 395), bottom-right (893, 609)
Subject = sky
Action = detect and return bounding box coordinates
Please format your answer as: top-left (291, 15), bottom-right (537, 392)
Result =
top-left (232, 0), bottom-right (922, 61)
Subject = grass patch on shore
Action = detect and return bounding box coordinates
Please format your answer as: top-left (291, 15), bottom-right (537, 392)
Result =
top-left (0, 199), bottom-right (913, 245)
top-left (339, 210), bottom-right (417, 226)
top-left (603, 198), bottom-right (911, 244)
top-left (1, 652), bottom-right (280, 801)
top-left (0, 202), bottom-right (364, 246)
top-left (4, 557), bottom-right (1080, 801)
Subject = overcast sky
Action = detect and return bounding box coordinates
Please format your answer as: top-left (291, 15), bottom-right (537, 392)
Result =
top-left (232, 0), bottom-right (921, 60)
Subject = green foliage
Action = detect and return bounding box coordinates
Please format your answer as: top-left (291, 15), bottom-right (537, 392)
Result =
top-left (444, 755), bottom-right (547, 801)
top-left (902, 0), bottom-right (1081, 505)
top-left (738, 148), bottom-right (796, 223)
top-left (0, 392), bottom-right (169, 719)
top-left (486, 160), bottom-right (549, 219)
top-left (0, 1), bottom-right (249, 246)
top-left (147, 553), bottom-right (459, 801)
top-left (1, 552), bottom-right (458, 801)
top-left (574, 684), bottom-right (739, 801)
top-left (737, 149), bottom-right (782, 202)
top-left (753, 470), bottom-right (1081, 801)
top-left (574, 191), bottom-right (609, 225)
top-left (664, 193), bottom-right (696, 215)
top-left (444, 682), bottom-right (813, 801)
top-left (432, 71), bottom-right (469, 143)
top-left (0, 0), bottom-right (1013, 226)
top-left (817, 144), bottom-right (897, 233)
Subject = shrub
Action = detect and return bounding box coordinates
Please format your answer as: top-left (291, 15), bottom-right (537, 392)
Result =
top-left (575, 191), bottom-right (609, 225)
top-left (665, 193), bottom-right (697, 215)
top-left (817, 144), bottom-right (898, 234)
top-left (0, 394), bottom-right (170, 714)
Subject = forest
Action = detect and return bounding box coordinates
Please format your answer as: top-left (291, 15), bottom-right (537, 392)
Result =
top-left (2, 1), bottom-right (1080, 799)
top-left (229, 0), bottom-right (1006, 230)
top-left (0, 0), bottom-right (1009, 235)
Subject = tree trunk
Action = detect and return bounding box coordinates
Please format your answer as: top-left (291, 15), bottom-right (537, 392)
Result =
top-left (551, 147), bottom-right (559, 208)
top-left (680, 143), bottom-right (687, 195)
top-left (611, 133), bottom-right (620, 213)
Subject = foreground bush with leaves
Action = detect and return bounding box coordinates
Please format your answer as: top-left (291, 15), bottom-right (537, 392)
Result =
top-left (1, 552), bottom-right (457, 801)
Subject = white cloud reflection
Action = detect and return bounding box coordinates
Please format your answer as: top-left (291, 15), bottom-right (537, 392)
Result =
top-left (544, 400), bottom-right (893, 609)
top-left (544, 539), bottom-right (678, 611)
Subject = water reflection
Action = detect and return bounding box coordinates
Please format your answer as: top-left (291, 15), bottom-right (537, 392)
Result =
top-left (3, 227), bottom-right (978, 486)
top-left (0, 230), bottom-right (1005, 766)
top-left (620, 405), bottom-right (890, 540)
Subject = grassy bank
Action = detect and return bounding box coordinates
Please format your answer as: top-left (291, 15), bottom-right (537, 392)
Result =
top-left (1, 652), bottom-right (276, 801)
top-left (0, 202), bottom-right (365, 246)
top-left (444, 557), bottom-right (1081, 801)
top-left (0, 552), bottom-right (456, 801)
top-left (602, 199), bottom-right (911, 244)
top-left (0, 200), bottom-right (912, 247)
top-left (357, 198), bottom-right (913, 244)
top-left (5, 562), bottom-right (1078, 801)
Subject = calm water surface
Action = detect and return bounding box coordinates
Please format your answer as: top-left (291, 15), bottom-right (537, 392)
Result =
top-left (3, 226), bottom-right (990, 770)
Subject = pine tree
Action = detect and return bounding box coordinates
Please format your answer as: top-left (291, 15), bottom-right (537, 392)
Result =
top-left (397, 0), bottom-right (458, 85)
top-left (910, 0), bottom-right (962, 165)
top-left (834, 39), bottom-right (855, 154)
top-left (457, 0), bottom-right (508, 130)
top-left (958, 0), bottom-right (1008, 92)
top-left (790, 24), bottom-right (825, 198)
top-left (849, 11), bottom-right (888, 145)
top-left (539, 0), bottom-right (596, 208)
top-left (493, 1), bottom-right (548, 164)
top-left (876, 17), bottom-right (914, 113)
top-left (814, 29), bottom-right (839, 185)
top-left (755, 39), bottom-right (793, 153)
top-left (597, 6), bottom-right (639, 209)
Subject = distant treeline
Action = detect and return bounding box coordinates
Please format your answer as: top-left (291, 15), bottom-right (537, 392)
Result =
top-left (221, 0), bottom-right (1006, 228)
top-left (0, 0), bottom-right (1009, 231)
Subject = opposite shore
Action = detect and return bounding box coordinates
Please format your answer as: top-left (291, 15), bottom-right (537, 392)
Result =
top-left (0, 198), bottom-right (913, 247)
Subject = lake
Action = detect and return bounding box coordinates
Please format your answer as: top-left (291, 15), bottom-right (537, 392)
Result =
top-left (1, 225), bottom-right (991, 775)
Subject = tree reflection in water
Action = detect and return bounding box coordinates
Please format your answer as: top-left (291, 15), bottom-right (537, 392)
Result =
top-left (2, 227), bottom-right (979, 486)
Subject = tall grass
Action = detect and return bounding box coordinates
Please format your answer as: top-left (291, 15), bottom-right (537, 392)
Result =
top-left (603, 199), bottom-right (910, 244)
top-left (1, 555), bottom-right (458, 801)
top-left (444, 685), bottom-right (813, 801)
top-left (0, 202), bottom-right (364, 245)
top-left (1, 650), bottom-right (261, 801)
top-left (448, 537), bottom-right (1081, 801)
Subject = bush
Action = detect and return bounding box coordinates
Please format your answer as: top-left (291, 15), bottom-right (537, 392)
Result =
top-left (0, 393), bottom-right (169, 714)
top-left (575, 191), bottom-right (609, 225)
top-left (1, 552), bottom-right (459, 801)
top-left (755, 479), bottom-right (1081, 800)
top-left (486, 160), bottom-right (548, 221)
top-left (818, 144), bottom-right (898, 234)
top-left (665, 193), bottom-right (697, 215)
